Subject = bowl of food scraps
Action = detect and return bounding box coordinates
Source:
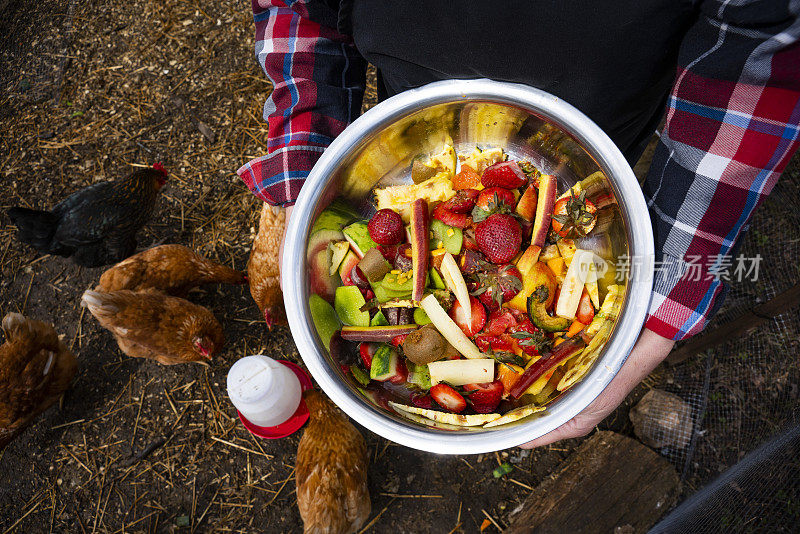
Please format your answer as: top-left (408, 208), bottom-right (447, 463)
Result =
top-left (283, 79), bottom-right (654, 454)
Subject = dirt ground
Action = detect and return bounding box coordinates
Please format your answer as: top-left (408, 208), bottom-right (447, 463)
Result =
top-left (1, 0), bottom-right (798, 532)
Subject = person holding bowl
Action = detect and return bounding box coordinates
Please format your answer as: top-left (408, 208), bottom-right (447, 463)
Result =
top-left (237, 0), bottom-right (800, 447)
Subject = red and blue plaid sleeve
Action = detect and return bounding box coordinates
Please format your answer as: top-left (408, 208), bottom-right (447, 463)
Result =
top-left (643, 0), bottom-right (800, 340)
top-left (237, 0), bottom-right (366, 206)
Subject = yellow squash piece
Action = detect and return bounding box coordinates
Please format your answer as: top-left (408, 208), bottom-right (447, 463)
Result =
top-left (389, 402), bottom-right (501, 427)
top-left (482, 403), bottom-right (546, 428)
top-left (586, 284), bottom-right (620, 337)
top-left (390, 406), bottom-right (475, 431)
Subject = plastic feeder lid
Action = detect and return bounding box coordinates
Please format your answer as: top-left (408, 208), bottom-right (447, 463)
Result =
top-left (238, 360), bottom-right (313, 439)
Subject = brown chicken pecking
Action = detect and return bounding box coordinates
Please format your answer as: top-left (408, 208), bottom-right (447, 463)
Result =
top-left (247, 203), bottom-right (286, 329)
top-left (7, 163), bottom-right (168, 268)
top-left (97, 244), bottom-right (246, 296)
top-left (0, 313), bottom-right (77, 450)
top-left (296, 389), bottom-right (371, 534)
top-left (81, 289), bottom-right (224, 365)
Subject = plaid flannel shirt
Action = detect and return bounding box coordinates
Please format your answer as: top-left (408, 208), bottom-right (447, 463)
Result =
top-left (238, 0), bottom-right (800, 341)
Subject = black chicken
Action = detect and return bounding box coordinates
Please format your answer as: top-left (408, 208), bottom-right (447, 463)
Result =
top-left (8, 164), bottom-right (168, 267)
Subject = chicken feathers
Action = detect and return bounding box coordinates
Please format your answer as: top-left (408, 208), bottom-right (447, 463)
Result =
top-left (97, 244), bottom-right (246, 296)
top-left (296, 389), bottom-right (371, 534)
top-left (81, 289), bottom-right (223, 365)
top-left (247, 204), bottom-right (286, 329)
top-left (7, 164), bottom-right (168, 267)
top-left (0, 313), bottom-right (77, 450)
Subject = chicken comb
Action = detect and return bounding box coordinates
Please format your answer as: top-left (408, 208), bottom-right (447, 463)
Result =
top-left (152, 162), bottom-right (168, 178)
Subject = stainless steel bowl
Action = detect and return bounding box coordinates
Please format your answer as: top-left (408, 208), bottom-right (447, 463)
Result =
top-left (283, 79), bottom-right (654, 454)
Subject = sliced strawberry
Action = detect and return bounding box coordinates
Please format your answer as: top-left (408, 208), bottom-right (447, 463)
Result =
top-left (481, 161), bottom-right (527, 189)
top-left (464, 381), bottom-right (504, 413)
top-left (441, 189), bottom-right (479, 214)
top-left (368, 208), bottom-right (405, 245)
top-left (449, 296), bottom-right (487, 336)
top-left (476, 187), bottom-right (516, 211)
top-left (433, 204), bottom-right (471, 228)
top-left (388, 357), bottom-right (408, 384)
top-left (483, 309), bottom-right (518, 336)
top-left (475, 334), bottom-right (513, 353)
top-left (410, 392), bottom-right (434, 409)
top-left (575, 289), bottom-right (595, 324)
top-left (430, 383), bottom-right (467, 413)
top-left (391, 333), bottom-right (410, 347)
top-left (359, 342), bottom-right (379, 369)
top-left (475, 214), bottom-right (522, 264)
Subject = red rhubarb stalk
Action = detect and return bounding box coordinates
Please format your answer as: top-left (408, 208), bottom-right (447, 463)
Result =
top-left (509, 338), bottom-right (585, 398)
top-left (340, 325), bottom-right (418, 342)
top-left (410, 199), bottom-right (430, 302)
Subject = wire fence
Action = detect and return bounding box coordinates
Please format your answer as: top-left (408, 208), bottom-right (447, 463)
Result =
top-left (648, 154), bottom-right (800, 531)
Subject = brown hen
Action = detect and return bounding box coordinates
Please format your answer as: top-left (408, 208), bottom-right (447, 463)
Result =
top-left (81, 289), bottom-right (224, 365)
top-left (97, 244), bottom-right (246, 296)
top-left (0, 313), bottom-right (77, 450)
top-left (247, 203), bottom-right (286, 329)
top-left (296, 389), bottom-right (371, 534)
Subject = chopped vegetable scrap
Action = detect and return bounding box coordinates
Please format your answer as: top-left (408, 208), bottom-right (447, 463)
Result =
top-left (308, 145), bottom-right (622, 428)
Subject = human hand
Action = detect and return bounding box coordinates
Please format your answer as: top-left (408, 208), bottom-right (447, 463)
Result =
top-left (278, 206), bottom-right (293, 291)
top-left (519, 328), bottom-right (674, 449)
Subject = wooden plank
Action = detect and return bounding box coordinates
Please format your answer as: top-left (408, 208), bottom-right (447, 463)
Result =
top-left (504, 431), bottom-right (680, 534)
top-left (667, 282), bottom-right (800, 365)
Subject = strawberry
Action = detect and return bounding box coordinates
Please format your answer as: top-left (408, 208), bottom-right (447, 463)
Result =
top-left (508, 323), bottom-right (551, 356)
top-left (483, 308), bottom-right (518, 336)
top-left (430, 383), bottom-right (467, 413)
top-left (575, 289), bottom-right (595, 324)
top-left (358, 342), bottom-right (378, 369)
top-left (410, 392), bottom-right (434, 409)
top-left (368, 208), bottom-right (404, 245)
top-left (475, 214), bottom-right (522, 264)
top-left (441, 189), bottom-right (480, 213)
top-left (433, 204), bottom-right (471, 228)
top-left (551, 192), bottom-right (597, 238)
top-left (475, 265), bottom-right (523, 310)
top-left (476, 187), bottom-right (516, 211)
top-left (481, 161), bottom-right (527, 189)
top-left (449, 296), bottom-right (486, 336)
top-left (458, 249), bottom-right (491, 274)
top-left (464, 381), bottom-right (504, 413)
